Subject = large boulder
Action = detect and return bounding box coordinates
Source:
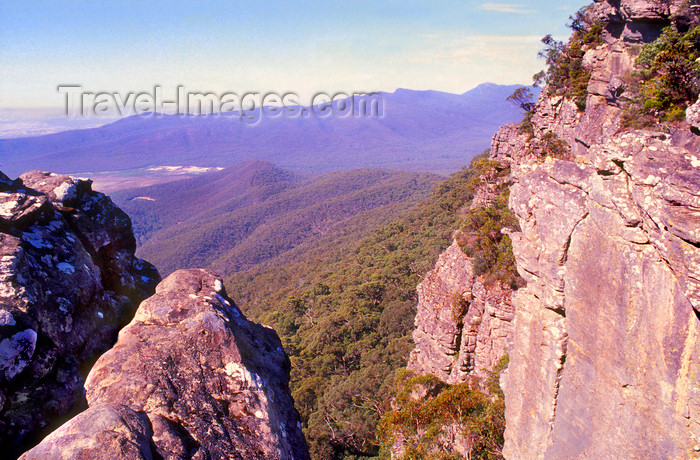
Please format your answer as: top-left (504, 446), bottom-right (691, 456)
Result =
top-left (21, 269), bottom-right (309, 460)
top-left (0, 171), bottom-right (159, 456)
top-left (591, 0), bottom-right (673, 43)
top-left (687, 97), bottom-right (700, 134)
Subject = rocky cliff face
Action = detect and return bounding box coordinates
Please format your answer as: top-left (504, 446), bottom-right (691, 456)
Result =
top-left (0, 171), bottom-right (308, 458)
top-left (501, 130), bottom-right (700, 458)
top-left (493, 1), bottom-right (700, 458)
top-left (525, 0), bottom-right (687, 158)
top-left (407, 242), bottom-right (514, 384)
top-left (0, 170), bottom-right (159, 456)
top-left (21, 269), bottom-right (309, 459)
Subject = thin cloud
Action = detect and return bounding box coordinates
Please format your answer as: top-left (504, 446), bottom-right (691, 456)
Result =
top-left (385, 32), bottom-right (546, 92)
top-left (479, 3), bottom-right (535, 14)
top-left (411, 33), bottom-right (543, 63)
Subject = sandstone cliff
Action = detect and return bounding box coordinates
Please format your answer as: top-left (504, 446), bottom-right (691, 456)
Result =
top-left (397, 149), bottom-right (517, 458)
top-left (21, 269), bottom-right (309, 459)
top-left (492, 1), bottom-right (700, 458)
top-left (406, 1), bottom-right (700, 458)
top-left (0, 170), bottom-right (308, 459)
top-left (0, 171), bottom-right (159, 456)
top-left (407, 242), bottom-right (514, 385)
top-left (407, 149), bottom-right (518, 387)
top-left (502, 129), bottom-right (700, 459)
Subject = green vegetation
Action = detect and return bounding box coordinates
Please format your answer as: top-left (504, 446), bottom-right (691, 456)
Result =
top-left (539, 131), bottom-right (571, 160)
top-left (116, 164), bottom-right (440, 277)
top-left (456, 157), bottom-right (522, 288)
top-left (459, 188), bottom-right (520, 288)
top-left (533, 7), bottom-right (603, 111)
top-left (226, 153), bottom-right (521, 458)
top-left (506, 86), bottom-right (570, 159)
top-left (507, 87), bottom-right (536, 136)
top-left (506, 87), bottom-right (535, 113)
top-left (622, 25), bottom-right (700, 127)
top-left (377, 355), bottom-right (509, 460)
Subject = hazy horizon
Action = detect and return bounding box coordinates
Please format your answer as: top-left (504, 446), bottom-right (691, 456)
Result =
top-left (2, 1), bottom-right (587, 111)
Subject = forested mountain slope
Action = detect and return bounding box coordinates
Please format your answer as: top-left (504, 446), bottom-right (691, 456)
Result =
top-left (225, 153), bottom-right (513, 458)
top-left (114, 162), bottom-right (442, 277)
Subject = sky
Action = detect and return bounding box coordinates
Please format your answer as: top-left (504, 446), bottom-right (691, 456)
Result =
top-left (0, 1), bottom-right (588, 111)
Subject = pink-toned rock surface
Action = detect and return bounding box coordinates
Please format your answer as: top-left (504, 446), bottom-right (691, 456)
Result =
top-left (407, 242), bottom-right (514, 385)
top-left (21, 269), bottom-right (309, 460)
top-left (497, 2), bottom-right (700, 457)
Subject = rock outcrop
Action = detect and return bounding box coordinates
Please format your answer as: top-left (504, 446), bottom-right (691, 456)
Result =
top-left (521, 0), bottom-right (698, 161)
top-left (493, 1), bottom-right (700, 458)
top-left (407, 242), bottom-right (514, 384)
top-left (0, 171), bottom-right (159, 456)
top-left (590, 0), bottom-right (675, 43)
top-left (688, 98), bottom-right (700, 133)
top-left (503, 132), bottom-right (700, 458)
top-left (21, 269), bottom-right (309, 459)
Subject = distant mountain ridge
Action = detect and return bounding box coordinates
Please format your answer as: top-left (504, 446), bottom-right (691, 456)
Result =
top-left (0, 84), bottom-right (536, 177)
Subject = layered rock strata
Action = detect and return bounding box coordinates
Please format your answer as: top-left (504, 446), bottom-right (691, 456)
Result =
top-left (495, 1), bottom-right (700, 457)
top-left (407, 243), bottom-right (514, 385)
top-left (502, 131), bottom-right (700, 458)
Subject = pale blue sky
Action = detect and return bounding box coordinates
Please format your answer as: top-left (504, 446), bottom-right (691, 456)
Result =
top-left (0, 1), bottom-right (587, 109)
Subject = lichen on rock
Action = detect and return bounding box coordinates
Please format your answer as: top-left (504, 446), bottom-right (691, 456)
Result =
top-left (21, 269), bottom-right (309, 460)
top-left (0, 170), bottom-right (160, 456)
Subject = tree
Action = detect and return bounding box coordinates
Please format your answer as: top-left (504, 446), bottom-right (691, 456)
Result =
top-left (506, 87), bottom-right (535, 112)
top-left (538, 35), bottom-right (564, 67)
top-left (568, 6), bottom-right (589, 33)
top-left (533, 34), bottom-right (565, 87)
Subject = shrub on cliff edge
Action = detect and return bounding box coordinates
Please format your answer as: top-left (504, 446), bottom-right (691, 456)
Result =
top-left (533, 6), bottom-right (603, 111)
top-left (622, 25), bottom-right (700, 126)
top-left (377, 360), bottom-right (508, 460)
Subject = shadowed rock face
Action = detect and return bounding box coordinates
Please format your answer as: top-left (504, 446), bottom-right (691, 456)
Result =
top-left (21, 269), bottom-right (309, 460)
top-left (0, 170), bottom-right (159, 456)
top-left (591, 0), bottom-right (674, 43)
